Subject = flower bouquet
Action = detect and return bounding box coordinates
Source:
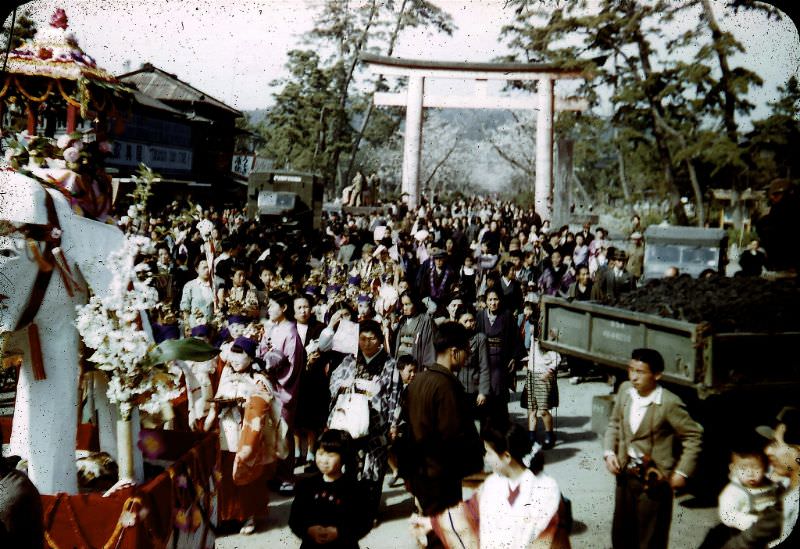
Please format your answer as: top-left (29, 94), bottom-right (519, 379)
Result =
top-left (76, 234), bottom-right (218, 487)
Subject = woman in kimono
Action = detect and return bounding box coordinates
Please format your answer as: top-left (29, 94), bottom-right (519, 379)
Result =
top-left (476, 289), bottom-right (521, 426)
top-left (393, 291), bottom-right (436, 368)
top-left (258, 290), bottom-right (305, 492)
top-left (411, 422), bottom-right (569, 549)
top-left (328, 320), bottom-right (402, 520)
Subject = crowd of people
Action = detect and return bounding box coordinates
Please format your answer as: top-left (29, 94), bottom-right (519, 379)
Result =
top-left (5, 187), bottom-right (798, 548)
top-left (134, 196), bottom-right (647, 543)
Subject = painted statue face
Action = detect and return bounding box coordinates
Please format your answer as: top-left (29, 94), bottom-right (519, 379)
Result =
top-left (0, 234), bottom-right (39, 333)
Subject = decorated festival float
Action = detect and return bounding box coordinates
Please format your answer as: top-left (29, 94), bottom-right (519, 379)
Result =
top-left (0, 10), bottom-right (220, 548)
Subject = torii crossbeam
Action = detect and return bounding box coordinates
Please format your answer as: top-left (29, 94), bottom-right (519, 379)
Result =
top-left (362, 54), bottom-right (587, 219)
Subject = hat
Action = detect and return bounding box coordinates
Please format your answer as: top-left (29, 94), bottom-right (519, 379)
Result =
top-left (356, 294), bottom-right (372, 304)
top-left (362, 243), bottom-right (375, 254)
top-left (190, 324), bottom-right (211, 338)
top-left (231, 336), bottom-right (258, 359)
top-left (630, 232), bottom-right (643, 240)
top-left (757, 406), bottom-right (800, 446)
top-left (768, 178), bottom-right (792, 195)
top-left (612, 249), bottom-right (628, 261)
top-left (414, 229), bottom-right (429, 241)
top-left (227, 314), bottom-right (249, 325)
top-left (303, 285), bottom-right (321, 296)
top-left (347, 274), bottom-right (362, 285)
top-left (432, 248), bottom-right (447, 258)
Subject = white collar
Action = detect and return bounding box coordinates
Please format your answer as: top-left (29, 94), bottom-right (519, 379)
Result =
top-left (628, 385), bottom-right (663, 406)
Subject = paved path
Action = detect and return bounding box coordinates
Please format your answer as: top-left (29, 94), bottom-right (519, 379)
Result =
top-left (216, 374), bottom-right (719, 548)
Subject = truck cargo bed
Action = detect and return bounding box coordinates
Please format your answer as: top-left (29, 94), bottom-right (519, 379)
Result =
top-left (539, 295), bottom-right (800, 398)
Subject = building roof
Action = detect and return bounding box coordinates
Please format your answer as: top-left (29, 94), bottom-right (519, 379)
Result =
top-left (119, 63), bottom-right (242, 118)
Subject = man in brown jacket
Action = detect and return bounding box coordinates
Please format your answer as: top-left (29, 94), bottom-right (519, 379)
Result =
top-left (604, 348), bottom-right (703, 549)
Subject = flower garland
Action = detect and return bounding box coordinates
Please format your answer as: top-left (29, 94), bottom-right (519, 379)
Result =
top-left (3, 130), bottom-right (114, 222)
top-left (75, 235), bottom-right (182, 421)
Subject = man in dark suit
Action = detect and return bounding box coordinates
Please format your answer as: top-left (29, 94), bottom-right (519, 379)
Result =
top-left (604, 348), bottom-right (703, 549)
top-left (403, 322), bottom-right (483, 547)
top-left (592, 249), bottom-right (636, 303)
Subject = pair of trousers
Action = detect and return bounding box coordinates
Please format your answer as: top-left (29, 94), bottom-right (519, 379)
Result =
top-left (612, 472), bottom-right (673, 549)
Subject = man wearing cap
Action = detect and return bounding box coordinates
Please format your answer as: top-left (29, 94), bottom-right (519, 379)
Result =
top-left (627, 233), bottom-right (644, 284)
top-left (755, 178), bottom-right (800, 273)
top-left (592, 248), bottom-right (635, 303)
top-left (735, 406), bottom-right (800, 548)
top-left (418, 248), bottom-right (455, 307)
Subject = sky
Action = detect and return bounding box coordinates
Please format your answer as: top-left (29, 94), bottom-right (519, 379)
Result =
top-left (7, 0), bottom-right (800, 122)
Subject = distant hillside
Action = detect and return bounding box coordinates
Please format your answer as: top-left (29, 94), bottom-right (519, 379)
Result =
top-left (243, 109), bottom-right (270, 126)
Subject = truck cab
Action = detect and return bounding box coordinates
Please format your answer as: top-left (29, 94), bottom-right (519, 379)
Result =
top-left (642, 226), bottom-right (727, 279)
top-left (246, 170), bottom-right (324, 230)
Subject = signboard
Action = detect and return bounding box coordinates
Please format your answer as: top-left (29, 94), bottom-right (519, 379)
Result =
top-left (109, 140), bottom-right (193, 171)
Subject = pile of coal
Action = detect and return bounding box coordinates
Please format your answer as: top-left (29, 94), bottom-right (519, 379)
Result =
top-left (610, 275), bottom-right (800, 332)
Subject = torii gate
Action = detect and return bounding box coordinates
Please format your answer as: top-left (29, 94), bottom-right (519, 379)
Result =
top-left (362, 54), bottom-right (586, 220)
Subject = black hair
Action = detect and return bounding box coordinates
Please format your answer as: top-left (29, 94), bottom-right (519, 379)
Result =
top-left (397, 354), bottom-right (418, 370)
top-left (359, 319), bottom-right (383, 340)
top-left (318, 429), bottom-right (356, 475)
top-left (481, 420), bottom-right (543, 475)
top-left (324, 301), bottom-right (355, 324)
top-left (631, 348), bottom-right (665, 374)
top-left (500, 262), bottom-right (515, 276)
top-left (433, 321), bottom-right (469, 354)
top-left (294, 293), bottom-right (316, 307)
top-left (193, 255), bottom-right (209, 270)
top-left (484, 287), bottom-right (503, 305)
top-left (269, 290), bottom-right (295, 321)
top-left (399, 290), bottom-right (425, 316)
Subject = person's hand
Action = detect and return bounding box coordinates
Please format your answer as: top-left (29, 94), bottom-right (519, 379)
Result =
top-left (329, 309), bottom-right (349, 329)
top-left (669, 473), bottom-right (687, 490)
top-left (476, 393), bottom-right (487, 406)
top-left (604, 454), bottom-right (621, 475)
top-left (507, 359), bottom-right (516, 373)
top-left (310, 526), bottom-right (338, 544)
top-left (307, 525), bottom-right (330, 544)
top-left (410, 513), bottom-right (433, 536)
top-left (307, 350), bottom-right (321, 365)
top-left (389, 425), bottom-right (398, 441)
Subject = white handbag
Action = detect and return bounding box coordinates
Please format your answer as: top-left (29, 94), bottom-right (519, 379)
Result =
top-left (328, 386), bottom-right (370, 439)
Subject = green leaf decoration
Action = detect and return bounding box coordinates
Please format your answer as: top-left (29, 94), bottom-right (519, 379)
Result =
top-left (146, 338), bottom-right (220, 366)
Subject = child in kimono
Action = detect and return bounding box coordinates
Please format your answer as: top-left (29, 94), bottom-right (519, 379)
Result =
top-left (204, 336), bottom-right (272, 535)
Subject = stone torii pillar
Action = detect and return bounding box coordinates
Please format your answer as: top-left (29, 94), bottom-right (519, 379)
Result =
top-left (362, 54), bottom-right (586, 219)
